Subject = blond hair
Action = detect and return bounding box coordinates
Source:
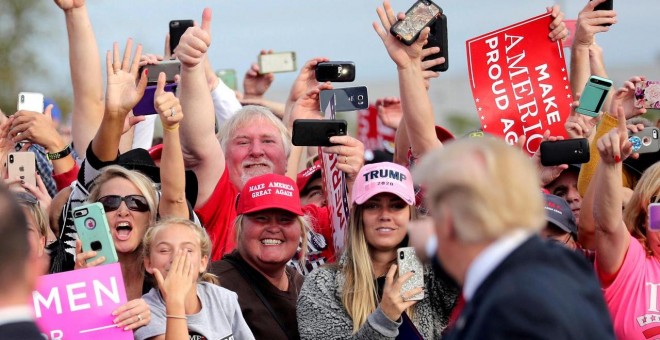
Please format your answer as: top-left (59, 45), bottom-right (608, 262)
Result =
top-left (233, 213), bottom-right (309, 268)
top-left (142, 217), bottom-right (218, 285)
top-left (341, 203), bottom-right (417, 333)
top-left (414, 137), bottom-right (545, 243)
top-left (88, 165), bottom-right (158, 225)
top-left (624, 162), bottom-right (660, 256)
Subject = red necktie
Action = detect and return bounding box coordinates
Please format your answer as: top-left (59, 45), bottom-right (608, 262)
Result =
top-left (447, 294), bottom-right (466, 329)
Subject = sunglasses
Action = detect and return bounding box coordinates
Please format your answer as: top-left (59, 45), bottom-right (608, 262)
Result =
top-left (98, 195), bottom-right (150, 213)
top-left (14, 192), bottom-right (39, 206)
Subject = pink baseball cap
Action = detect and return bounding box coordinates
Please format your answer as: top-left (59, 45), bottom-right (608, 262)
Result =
top-left (237, 174), bottom-right (304, 216)
top-left (351, 162), bottom-right (415, 206)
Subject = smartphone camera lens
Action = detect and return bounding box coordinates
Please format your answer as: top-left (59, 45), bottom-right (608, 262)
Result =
top-left (20, 95), bottom-right (24, 103)
top-left (399, 251), bottom-right (405, 260)
top-left (8, 155), bottom-right (13, 163)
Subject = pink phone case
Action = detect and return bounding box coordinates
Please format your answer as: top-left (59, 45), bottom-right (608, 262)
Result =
top-left (634, 81), bottom-right (660, 109)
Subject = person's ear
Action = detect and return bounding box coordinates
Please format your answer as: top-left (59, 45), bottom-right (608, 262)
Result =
top-left (143, 256), bottom-right (154, 274)
top-left (200, 255), bottom-right (209, 274)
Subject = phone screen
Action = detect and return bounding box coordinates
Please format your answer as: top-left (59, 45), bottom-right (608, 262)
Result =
top-left (650, 203), bottom-right (660, 231)
top-left (392, 1), bottom-right (441, 42)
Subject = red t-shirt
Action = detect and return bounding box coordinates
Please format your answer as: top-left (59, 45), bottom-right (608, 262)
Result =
top-left (195, 166), bottom-right (238, 261)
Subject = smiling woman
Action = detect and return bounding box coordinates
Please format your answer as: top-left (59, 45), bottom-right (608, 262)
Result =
top-left (210, 173), bottom-right (310, 340)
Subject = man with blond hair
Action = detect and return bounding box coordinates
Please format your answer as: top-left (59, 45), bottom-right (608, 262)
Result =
top-left (414, 137), bottom-right (614, 339)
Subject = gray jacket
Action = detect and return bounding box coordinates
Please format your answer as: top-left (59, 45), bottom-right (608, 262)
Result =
top-left (297, 264), bottom-right (458, 339)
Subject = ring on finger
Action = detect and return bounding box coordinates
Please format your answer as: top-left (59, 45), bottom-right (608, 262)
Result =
top-left (170, 108), bottom-right (176, 117)
top-left (344, 156), bottom-right (348, 164)
top-left (137, 314), bottom-right (143, 322)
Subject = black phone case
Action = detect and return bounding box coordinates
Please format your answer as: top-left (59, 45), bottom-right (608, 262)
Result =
top-left (315, 62), bottom-right (356, 82)
top-left (292, 119), bottom-right (347, 147)
top-left (592, 0), bottom-right (613, 26)
top-left (389, 0), bottom-right (442, 46)
top-left (422, 14), bottom-right (448, 72)
top-left (169, 20), bottom-right (194, 55)
top-left (540, 138), bottom-right (590, 166)
top-left (319, 87), bottom-right (369, 112)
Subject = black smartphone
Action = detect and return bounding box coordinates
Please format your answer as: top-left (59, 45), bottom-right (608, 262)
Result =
top-left (422, 13), bottom-right (448, 72)
top-left (390, 0), bottom-right (442, 46)
top-left (139, 60), bottom-right (181, 85)
top-left (315, 62), bottom-right (356, 82)
top-left (592, 0), bottom-right (613, 26)
top-left (319, 86), bottom-right (369, 113)
top-left (292, 119), bottom-right (347, 147)
top-left (169, 20), bottom-right (194, 55)
top-left (540, 138), bottom-right (590, 166)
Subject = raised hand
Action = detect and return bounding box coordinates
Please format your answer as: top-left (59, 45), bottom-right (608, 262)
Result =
top-left (154, 72), bottom-right (184, 130)
top-left (105, 39), bottom-right (148, 118)
top-left (322, 135), bottom-right (365, 182)
top-left (153, 249), bottom-right (196, 306)
top-left (175, 8), bottom-right (212, 69)
top-left (573, 0), bottom-right (617, 47)
top-left (373, 1), bottom-right (430, 69)
top-left (376, 97), bottom-right (403, 130)
top-left (597, 106), bottom-right (636, 164)
top-left (565, 98), bottom-right (600, 139)
top-left (609, 76), bottom-right (648, 120)
top-left (289, 82), bottom-right (333, 122)
top-left (244, 51), bottom-right (275, 99)
top-left (53, 0), bottom-right (85, 11)
top-left (73, 239), bottom-right (105, 270)
top-left (287, 57), bottom-right (329, 105)
top-left (379, 264), bottom-right (421, 322)
top-left (9, 105), bottom-right (67, 153)
top-left (532, 130), bottom-right (570, 186)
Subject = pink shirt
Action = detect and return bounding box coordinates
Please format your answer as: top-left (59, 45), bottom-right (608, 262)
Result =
top-left (599, 236), bottom-right (660, 339)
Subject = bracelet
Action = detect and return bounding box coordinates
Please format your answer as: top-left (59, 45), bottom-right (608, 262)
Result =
top-left (165, 315), bottom-right (187, 320)
top-left (163, 124), bottom-right (179, 131)
top-left (47, 143), bottom-right (73, 161)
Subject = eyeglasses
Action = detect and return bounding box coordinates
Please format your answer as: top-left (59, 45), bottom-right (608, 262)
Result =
top-left (98, 195), bottom-right (149, 213)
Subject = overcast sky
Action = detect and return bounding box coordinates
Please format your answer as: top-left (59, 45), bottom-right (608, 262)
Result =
top-left (32, 0), bottom-right (660, 112)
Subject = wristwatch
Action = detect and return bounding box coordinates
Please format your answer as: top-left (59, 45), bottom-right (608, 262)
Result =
top-left (47, 144), bottom-right (72, 161)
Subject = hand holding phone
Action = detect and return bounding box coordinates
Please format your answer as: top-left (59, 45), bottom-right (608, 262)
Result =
top-left (634, 81), bottom-right (660, 110)
top-left (169, 20), bottom-right (194, 55)
top-left (315, 62), bottom-right (356, 82)
top-left (591, 0), bottom-right (614, 26)
top-left (575, 76), bottom-right (613, 117)
top-left (73, 203), bottom-right (118, 266)
top-left (422, 13), bottom-right (448, 72)
top-left (292, 119), bottom-right (347, 147)
top-left (139, 60), bottom-right (181, 85)
top-left (390, 0), bottom-right (442, 46)
top-left (7, 152), bottom-right (36, 187)
top-left (397, 247), bottom-right (425, 301)
top-left (540, 138), bottom-right (590, 166)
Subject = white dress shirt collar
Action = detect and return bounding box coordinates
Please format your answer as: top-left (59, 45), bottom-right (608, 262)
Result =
top-left (0, 305), bottom-right (34, 327)
top-left (463, 229), bottom-right (533, 301)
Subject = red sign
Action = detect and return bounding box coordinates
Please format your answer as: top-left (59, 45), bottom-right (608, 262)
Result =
top-left (319, 96), bottom-right (350, 255)
top-left (466, 12), bottom-right (572, 155)
top-left (356, 105), bottom-right (396, 152)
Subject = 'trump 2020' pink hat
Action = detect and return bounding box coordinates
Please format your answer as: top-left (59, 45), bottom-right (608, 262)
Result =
top-left (351, 162), bottom-right (415, 206)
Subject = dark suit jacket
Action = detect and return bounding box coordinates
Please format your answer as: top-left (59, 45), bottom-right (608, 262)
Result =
top-left (0, 321), bottom-right (43, 340)
top-left (444, 235), bottom-right (614, 340)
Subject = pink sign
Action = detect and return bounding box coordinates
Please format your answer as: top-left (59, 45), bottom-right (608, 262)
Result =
top-left (33, 263), bottom-right (132, 340)
top-left (466, 12), bottom-right (572, 155)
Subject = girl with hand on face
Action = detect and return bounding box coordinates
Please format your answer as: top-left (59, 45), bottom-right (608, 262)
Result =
top-left (297, 162), bottom-right (457, 339)
top-left (135, 218), bottom-right (254, 340)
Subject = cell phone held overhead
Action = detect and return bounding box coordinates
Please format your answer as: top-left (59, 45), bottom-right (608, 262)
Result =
top-left (575, 76), bottom-right (613, 117)
top-left (390, 0), bottom-right (442, 46)
top-left (169, 20), bottom-right (194, 55)
top-left (315, 62), bottom-right (356, 82)
top-left (17, 92), bottom-right (44, 113)
top-left (291, 119), bottom-right (347, 147)
top-left (258, 52), bottom-right (297, 74)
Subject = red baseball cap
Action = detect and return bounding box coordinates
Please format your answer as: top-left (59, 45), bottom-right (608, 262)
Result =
top-left (237, 174), bottom-right (304, 216)
top-left (435, 125), bottom-right (454, 143)
top-left (296, 161), bottom-right (322, 192)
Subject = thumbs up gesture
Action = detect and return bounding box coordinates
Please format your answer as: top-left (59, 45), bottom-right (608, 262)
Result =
top-left (154, 72), bottom-right (183, 130)
top-left (175, 8), bottom-right (212, 69)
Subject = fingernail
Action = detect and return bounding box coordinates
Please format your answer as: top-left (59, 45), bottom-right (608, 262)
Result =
top-left (124, 327), bottom-right (129, 331)
top-left (614, 155), bottom-right (621, 163)
top-left (144, 69), bottom-right (149, 76)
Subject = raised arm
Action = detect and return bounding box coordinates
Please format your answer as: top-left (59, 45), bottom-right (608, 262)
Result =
top-left (92, 40), bottom-right (147, 162)
top-left (154, 73), bottom-right (188, 219)
top-left (176, 8), bottom-right (225, 208)
top-left (54, 0), bottom-right (104, 157)
top-left (593, 106), bottom-right (634, 280)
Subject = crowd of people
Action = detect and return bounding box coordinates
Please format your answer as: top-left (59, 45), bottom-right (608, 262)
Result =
top-left (0, 0), bottom-right (658, 339)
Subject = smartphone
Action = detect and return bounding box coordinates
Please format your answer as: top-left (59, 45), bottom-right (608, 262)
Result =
top-left (73, 203), bottom-right (118, 265)
top-left (397, 247), bottom-right (424, 301)
top-left (422, 13), bottom-right (448, 72)
top-left (390, 0), bottom-right (442, 46)
top-left (17, 92), bottom-right (44, 113)
top-left (291, 119), bottom-right (347, 147)
top-left (140, 60), bottom-right (181, 85)
top-left (258, 52), bottom-right (297, 74)
top-left (592, 0), bottom-right (614, 26)
top-left (575, 76), bottom-right (613, 117)
top-left (634, 81), bottom-right (660, 110)
top-left (216, 69), bottom-right (238, 91)
top-left (319, 86), bottom-right (369, 112)
top-left (629, 127), bottom-right (660, 154)
top-left (650, 203), bottom-right (660, 231)
top-left (169, 20), bottom-right (194, 55)
top-left (7, 152), bottom-right (36, 187)
top-left (540, 138), bottom-right (590, 166)
top-left (133, 83), bottom-right (178, 116)
top-left (315, 62), bottom-right (356, 82)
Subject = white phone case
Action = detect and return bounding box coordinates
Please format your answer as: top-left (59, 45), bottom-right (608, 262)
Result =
top-left (397, 247), bottom-right (425, 301)
top-left (17, 92), bottom-right (44, 113)
top-left (258, 52), bottom-right (297, 74)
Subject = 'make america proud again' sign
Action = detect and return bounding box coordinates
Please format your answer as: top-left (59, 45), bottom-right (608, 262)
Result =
top-left (467, 12), bottom-right (572, 155)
